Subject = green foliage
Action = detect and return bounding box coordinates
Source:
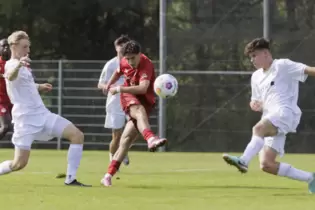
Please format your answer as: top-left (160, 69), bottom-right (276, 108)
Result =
top-left (1, 0), bottom-right (314, 151)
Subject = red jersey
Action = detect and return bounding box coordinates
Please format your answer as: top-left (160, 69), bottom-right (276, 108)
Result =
top-left (0, 57), bottom-right (11, 104)
top-left (118, 54), bottom-right (156, 105)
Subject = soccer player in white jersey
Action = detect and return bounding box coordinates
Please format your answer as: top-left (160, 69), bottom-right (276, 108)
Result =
top-left (0, 31), bottom-right (90, 187)
top-left (222, 37), bottom-right (315, 193)
top-left (98, 35), bottom-right (130, 165)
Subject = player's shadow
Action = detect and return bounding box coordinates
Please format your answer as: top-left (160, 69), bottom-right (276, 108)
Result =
top-left (127, 185), bottom-right (297, 190)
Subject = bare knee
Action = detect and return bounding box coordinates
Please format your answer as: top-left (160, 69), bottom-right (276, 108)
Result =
top-left (71, 130), bottom-right (84, 144)
top-left (11, 160), bottom-right (28, 171)
top-left (63, 124), bottom-right (84, 144)
top-left (259, 160), bottom-right (274, 173)
top-left (252, 123), bottom-right (267, 136)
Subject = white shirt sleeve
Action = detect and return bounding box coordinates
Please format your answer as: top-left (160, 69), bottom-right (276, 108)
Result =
top-left (250, 74), bottom-right (261, 101)
top-left (283, 59), bottom-right (308, 82)
top-left (4, 59), bottom-right (20, 80)
top-left (98, 61), bottom-right (114, 85)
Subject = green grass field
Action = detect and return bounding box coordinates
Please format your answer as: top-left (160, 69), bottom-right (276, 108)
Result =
top-left (0, 149), bottom-right (315, 210)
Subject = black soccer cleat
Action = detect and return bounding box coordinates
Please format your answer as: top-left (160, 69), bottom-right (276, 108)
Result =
top-left (65, 179), bottom-right (92, 187)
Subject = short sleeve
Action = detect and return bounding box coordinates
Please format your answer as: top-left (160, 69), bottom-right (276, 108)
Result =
top-left (139, 61), bottom-right (154, 82)
top-left (282, 59), bottom-right (308, 82)
top-left (4, 59), bottom-right (20, 80)
top-left (250, 74), bottom-right (261, 101)
top-left (98, 62), bottom-right (111, 85)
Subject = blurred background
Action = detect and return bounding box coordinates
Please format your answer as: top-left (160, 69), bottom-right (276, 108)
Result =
top-left (1, 0), bottom-right (315, 153)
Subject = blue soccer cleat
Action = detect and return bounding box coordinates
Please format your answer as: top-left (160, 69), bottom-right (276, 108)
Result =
top-left (222, 154), bottom-right (248, 173)
top-left (308, 173), bottom-right (315, 194)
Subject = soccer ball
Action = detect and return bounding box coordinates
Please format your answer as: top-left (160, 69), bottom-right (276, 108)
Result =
top-left (154, 74), bottom-right (178, 98)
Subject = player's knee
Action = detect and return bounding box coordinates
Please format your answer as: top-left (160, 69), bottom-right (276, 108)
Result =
top-left (69, 129), bottom-right (84, 144)
top-left (252, 123), bottom-right (267, 136)
top-left (259, 160), bottom-right (273, 173)
top-left (11, 160), bottom-right (28, 171)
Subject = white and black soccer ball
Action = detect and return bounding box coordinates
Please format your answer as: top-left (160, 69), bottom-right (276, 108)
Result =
top-left (154, 74), bottom-right (178, 98)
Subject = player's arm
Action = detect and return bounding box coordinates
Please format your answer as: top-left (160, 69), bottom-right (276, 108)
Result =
top-left (249, 75), bottom-right (262, 112)
top-left (5, 56), bottom-right (30, 81)
top-left (97, 62), bottom-right (113, 89)
top-left (35, 83), bottom-right (53, 93)
top-left (304, 66), bottom-right (315, 76)
top-left (119, 80), bottom-right (150, 95)
top-left (5, 62), bottom-right (23, 81)
top-left (106, 70), bottom-right (121, 89)
top-left (118, 63), bottom-right (153, 95)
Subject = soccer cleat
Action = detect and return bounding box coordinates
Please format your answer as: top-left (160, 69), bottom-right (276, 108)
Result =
top-left (222, 154), bottom-right (248, 173)
top-left (147, 137), bottom-right (167, 152)
top-left (123, 155), bottom-right (130, 166)
top-left (65, 179), bottom-right (92, 187)
top-left (308, 173), bottom-right (315, 194)
top-left (101, 174), bottom-right (112, 187)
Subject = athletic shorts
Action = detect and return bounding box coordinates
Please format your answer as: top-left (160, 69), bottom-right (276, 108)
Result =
top-left (12, 111), bottom-right (71, 150)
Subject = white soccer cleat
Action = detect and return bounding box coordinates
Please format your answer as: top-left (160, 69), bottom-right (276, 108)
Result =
top-left (101, 174), bottom-right (112, 187)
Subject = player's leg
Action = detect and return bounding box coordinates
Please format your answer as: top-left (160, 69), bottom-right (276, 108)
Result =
top-left (223, 118), bottom-right (276, 173)
top-left (101, 120), bottom-right (138, 186)
top-left (129, 104), bottom-right (166, 152)
top-left (0, 134), bottom-right (33, 175)
top-left (0, 104), bottom-right (12, 140)
top-left (105, 113), bottom-right (129, 165)
top-left (47, 113), bottom-right (90, 186)
top-left (259, 138), bottom-right (315, 193)
top-left (109, 128), bottom-right (123, 160)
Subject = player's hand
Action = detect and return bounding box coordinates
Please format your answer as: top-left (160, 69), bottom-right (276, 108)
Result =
top-left (102, 84), bottom-right (109, 94)
top-left (250, 100), bottom-right (262, 112)
top-left (19, 55), bottom-right (31, 66)
top-left (109, 86), bottom-right (120, 95)
top-left (39, 83), bottom-right (53, 93)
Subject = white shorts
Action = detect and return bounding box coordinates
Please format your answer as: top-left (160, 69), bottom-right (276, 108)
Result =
top-left (262, 108), bottom-right (301, 134)
top-left (263, 133), bottom-right (286, 157)
top-left (12, 112), bottom-right (71, 150)
top-left (104, 112), bottom-right (126, 129)
top-left (261, 108), bottom-right (301, 156)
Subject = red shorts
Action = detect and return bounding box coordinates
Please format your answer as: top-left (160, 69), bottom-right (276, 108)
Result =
top-left (0, 103), bottom-right (12, 117)
top-left (120, 93), bottom-right (154, 119)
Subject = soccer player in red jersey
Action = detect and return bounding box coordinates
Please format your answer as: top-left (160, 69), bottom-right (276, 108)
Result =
top-left (0, 39), bottom-right (13, 140)
top-left (101, 40), bottom-right (167, 186)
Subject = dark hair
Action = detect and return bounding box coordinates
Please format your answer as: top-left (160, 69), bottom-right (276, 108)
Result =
top-left (114, 35), bottom-right (130, 46)
top-left (121, 40), bottom-right (141, 56)
top-left (244, 38), bottom-right (270, 56)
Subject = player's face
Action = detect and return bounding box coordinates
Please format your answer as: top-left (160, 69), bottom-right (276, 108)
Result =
top-left (249, 49), bottom-right (268, 69)
top-left (0, 39), bottom-right (10, 60)
top-left (12, 39), bottom-right (30, 58)
top-left (124, 53), bottom-right (141, 68)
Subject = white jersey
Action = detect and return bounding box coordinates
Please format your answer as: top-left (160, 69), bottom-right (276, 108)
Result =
top-left (4, 59), bottom-right (48, 121)
top-left (98, 57), bottom-right (124, 114)
top-left (251, 59), bottom-right (308, 115)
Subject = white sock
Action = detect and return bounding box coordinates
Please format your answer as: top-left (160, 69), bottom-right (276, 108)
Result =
top-left (278, 162), bottom-right (313, 183)
top-left (0, 160), bottom-right (12, 175)
top-left (109, 153), bottom-right (113, 162)
top-left (240, 135), bottom-right (264, 165)
top-left (65, 144), bottom-right (83, 184)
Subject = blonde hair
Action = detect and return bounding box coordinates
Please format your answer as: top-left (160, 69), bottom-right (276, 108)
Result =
top-left (8, 31), bottom-right (29, 46)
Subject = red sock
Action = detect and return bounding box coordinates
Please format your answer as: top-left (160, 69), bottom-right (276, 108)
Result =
top-left (107, 160), bottom-right (121, 176)
top-left (142, 128), bottom-right (155, 141)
